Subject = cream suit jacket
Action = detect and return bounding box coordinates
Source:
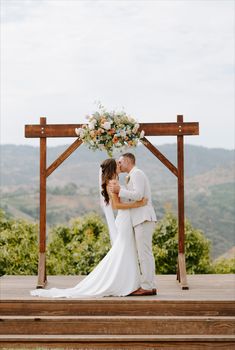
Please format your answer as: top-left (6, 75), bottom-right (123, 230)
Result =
top-left (119, 166), bottom-right (157, 227)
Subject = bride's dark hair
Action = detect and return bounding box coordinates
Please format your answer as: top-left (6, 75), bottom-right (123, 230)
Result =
top-left (101, 158), bottom-right (117, 205)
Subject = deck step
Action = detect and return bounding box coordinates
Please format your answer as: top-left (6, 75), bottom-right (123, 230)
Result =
top-left (1, 299), bottom-right (234, 316)
top-left (1, 334), bottom-right (235, 349)
top-left (1, 315), bottom-right (235, 335)
top-left (1, 276), bottom-right (234, 349)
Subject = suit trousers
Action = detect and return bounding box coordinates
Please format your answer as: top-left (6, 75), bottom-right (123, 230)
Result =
top-left (134, 221), bottom-right (156, 290)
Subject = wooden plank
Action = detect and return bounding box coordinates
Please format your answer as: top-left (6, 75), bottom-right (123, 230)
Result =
top-left (1, 316), bottom-right (234, 335)
top-left (1, 334), bottom-right (235, 350)
top-left (141, 137), bottom-right (178, 177)
top-left (25, 122), bottom-right (199, 138)
top-left (2, 300), bottom-right (235, 317)
top-left (46, 139), bottom-right (82, 177)
top-left (2, 334), bottom-right (235, 341)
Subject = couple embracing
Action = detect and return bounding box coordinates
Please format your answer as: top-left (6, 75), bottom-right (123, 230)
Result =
top-left (31, 153), bottom-right (157, 298)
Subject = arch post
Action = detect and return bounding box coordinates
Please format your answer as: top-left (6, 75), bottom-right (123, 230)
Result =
top-left (37, 117), bottom-right (47, 288)
top-left (177, 115), bottom-right (188, 289)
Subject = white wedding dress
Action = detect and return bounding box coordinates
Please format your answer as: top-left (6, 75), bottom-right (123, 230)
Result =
top-left (30, 208), bottom-right (141, 298)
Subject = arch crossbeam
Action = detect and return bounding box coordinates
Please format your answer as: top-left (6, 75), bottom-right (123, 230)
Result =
top-left (25, 121), bottom-right (199, 138)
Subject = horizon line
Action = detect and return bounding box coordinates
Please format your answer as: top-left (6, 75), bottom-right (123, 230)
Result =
top-left (0, 142), bottom-right (234, 151)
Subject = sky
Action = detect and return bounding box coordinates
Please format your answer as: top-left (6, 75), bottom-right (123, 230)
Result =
top-left (0, 0), bottom-right (234, 149)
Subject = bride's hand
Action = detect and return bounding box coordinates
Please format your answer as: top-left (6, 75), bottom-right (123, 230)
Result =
top-left (108, 180), bottom-right (120, 194)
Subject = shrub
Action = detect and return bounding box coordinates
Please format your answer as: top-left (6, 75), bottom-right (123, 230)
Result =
top-left (2, 209), bottom-right (233, 276)
top-left (47, 213), bottom-right (111, 275)
top-left (152, 212), bottom-right (212, 274)
top-left (0, 210), bottom-right (38, 275)
top-left (212, 258), bottom-right (235, 274)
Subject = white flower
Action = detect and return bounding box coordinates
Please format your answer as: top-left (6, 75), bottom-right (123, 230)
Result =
top-left (132, 123), bottom-right (140, 134)
top-left (75, 128), bottom-right (80, 136)
top-left (102, 121), bottom-right (111, 130)
top-left (140, 130), bottom-right (145, 139)
top-left (127, 115), bottom-right (135, 123)
top-left (88, 116), bottom-right (95, 122)
top-left (126, 129), bottom-right (131, 135)
top-left (88, 120), bottom-right (96, 130)
top-left (75, 128), bottom-right (85, 138)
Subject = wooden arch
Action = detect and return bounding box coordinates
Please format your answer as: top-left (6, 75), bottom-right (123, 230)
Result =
top-left (25, 115), bottom-right (199, 289)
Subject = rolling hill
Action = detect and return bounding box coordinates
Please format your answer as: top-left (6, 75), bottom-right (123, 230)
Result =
top-left (0, 143), bottom-right (234, 258)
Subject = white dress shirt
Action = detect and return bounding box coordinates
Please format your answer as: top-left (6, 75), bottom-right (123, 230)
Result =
top-left (119, 166), bottom-right (157, 227)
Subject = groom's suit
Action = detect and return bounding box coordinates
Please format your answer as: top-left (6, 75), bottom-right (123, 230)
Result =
top-left (119, 166), bottom-right (157, 290)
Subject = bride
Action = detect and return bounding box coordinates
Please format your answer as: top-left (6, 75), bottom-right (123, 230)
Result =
top-left (30, 158), bottom-right (147, 298)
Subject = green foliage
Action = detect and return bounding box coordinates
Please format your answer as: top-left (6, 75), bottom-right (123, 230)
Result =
top-left (0, 210), bottom-right (38, 275)
top-left (1, 208), bottom-right (234, 276)
top-left (153, 212), bottom-right (212, 274)
top-left (47, 213), bottom-right (111, 275)
top-left (212, 258), bottom-right (235, 274)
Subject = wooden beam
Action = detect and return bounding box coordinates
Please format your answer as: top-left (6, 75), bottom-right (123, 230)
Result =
top-left (38, 117), bottom-right (47, 288)
top-left (177, 115), bottom-right (188, 290)
top-left (46, 139), bottom-right (82, 177)
top-left (177, 115), bottom-right (185, 255)
top-left (141, 137), bottom-right (178, 177)
top-left (25, 122), bottom-right (199, 138)
top-left (39, 117), bottom-right (47, 254)
top-left (140, 122), bottom-right (199, 136)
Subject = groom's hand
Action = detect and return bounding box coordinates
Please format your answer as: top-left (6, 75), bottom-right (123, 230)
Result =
top-left (108, 180), bottom-right (120, 194)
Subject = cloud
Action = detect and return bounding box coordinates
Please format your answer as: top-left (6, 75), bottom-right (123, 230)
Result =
top-left (0, 0), bottom-right (234, 148)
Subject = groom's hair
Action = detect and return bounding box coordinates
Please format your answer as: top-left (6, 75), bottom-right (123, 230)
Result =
top-left (122, 153), bottom-right (136, 164)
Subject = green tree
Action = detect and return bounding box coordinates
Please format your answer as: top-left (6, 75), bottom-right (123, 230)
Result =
top-left (47, 213), bottom-right (111, 275)
top-left (152, 212), bottom-right (212, 274)
top-left (0, 210), bottom-right (38, 275)
top-left (212, 258), bottom-right (235, 274)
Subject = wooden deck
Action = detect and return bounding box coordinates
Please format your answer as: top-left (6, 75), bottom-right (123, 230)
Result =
top-left (0, 275), bottom-right (234, 349)
top-left (0, 274), bottom-right (234, 300)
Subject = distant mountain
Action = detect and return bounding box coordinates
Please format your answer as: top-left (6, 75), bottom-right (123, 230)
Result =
top-left (0, 143), bottom-right (234, 258)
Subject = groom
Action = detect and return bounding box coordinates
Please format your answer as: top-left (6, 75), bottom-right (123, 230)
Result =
top-left (109, 153), bottom-right (157, 296)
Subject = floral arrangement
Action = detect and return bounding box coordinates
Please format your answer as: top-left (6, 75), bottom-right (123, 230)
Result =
top-left (75, 106), bottom-right (145, 157)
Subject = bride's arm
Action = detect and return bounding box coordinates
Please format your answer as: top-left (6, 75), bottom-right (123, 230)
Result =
top-left (110, 192), bottom-right (147, 210)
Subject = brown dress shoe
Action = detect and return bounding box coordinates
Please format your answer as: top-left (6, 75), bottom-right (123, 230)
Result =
top-left (128, 288), bottom-right (157, 296)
